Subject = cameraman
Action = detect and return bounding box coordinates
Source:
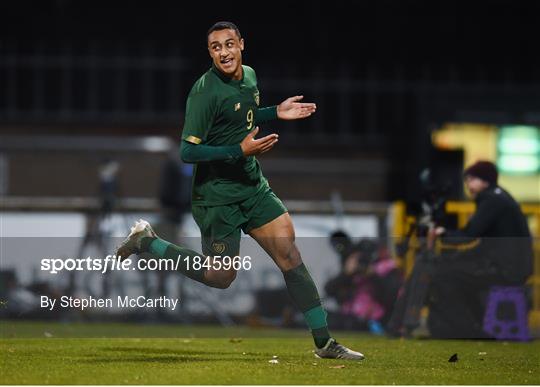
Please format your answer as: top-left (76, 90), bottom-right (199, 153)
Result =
top-left (427, 160), bottom-right (533, 338)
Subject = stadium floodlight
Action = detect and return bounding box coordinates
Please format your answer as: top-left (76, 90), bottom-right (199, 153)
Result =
top-left (497, 125), bottom-right (540, 174)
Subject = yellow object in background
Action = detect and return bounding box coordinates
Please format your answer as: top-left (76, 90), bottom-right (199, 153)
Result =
top-left (432, 123), bottom-right (540, 202)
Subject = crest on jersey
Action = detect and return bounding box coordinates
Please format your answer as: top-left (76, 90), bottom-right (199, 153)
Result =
top-left (254, 92), bottom-right (260, 106)
top-left (234, 102), bottom-right (241, 111)
top-left (212, 241), bottom-right (227, 255)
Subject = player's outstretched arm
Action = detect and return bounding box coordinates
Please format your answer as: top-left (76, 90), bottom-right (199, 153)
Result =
top-left (240, 127), bottom-right (279, 156)
top-left (180, 140), bottom-right (244, 163)
top-left (180, 127), bottom-right (278, 163)
top-left (277, 95), bottom-right (317, 120)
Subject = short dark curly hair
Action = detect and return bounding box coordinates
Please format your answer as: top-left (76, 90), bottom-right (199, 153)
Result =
top-left (207, 21), bottom-right (241, 40)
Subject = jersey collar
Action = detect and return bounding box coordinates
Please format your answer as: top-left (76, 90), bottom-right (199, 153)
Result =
top-left (211, 64), bottom-right (244, 87)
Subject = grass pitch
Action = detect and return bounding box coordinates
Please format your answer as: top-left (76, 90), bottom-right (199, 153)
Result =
top-left (1, 321), bottom-right (539, 385)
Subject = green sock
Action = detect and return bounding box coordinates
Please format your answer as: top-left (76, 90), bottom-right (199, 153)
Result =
top-left (141, 237), bottom-right (206, 283)
top-left (283, 263), bottom-right (331, 348)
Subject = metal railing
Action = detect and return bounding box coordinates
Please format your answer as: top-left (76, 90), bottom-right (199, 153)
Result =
top-left (2, 39), bottom-right (540, 145)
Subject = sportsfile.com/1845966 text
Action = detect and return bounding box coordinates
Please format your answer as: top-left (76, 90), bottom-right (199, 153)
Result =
top-left (40, 255), bottom-right (252, 274)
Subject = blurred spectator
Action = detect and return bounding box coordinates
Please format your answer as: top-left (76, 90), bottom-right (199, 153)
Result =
top-left (73, 159), bottom-right (121, 300)
top-left (98, 158), bottom-right (120, 216)
top-left (325, 231), bottom-right (403, 334)
top-left (157, 149), bottom-right (192, 231)
top-left (143, 149), bottom-right (192, 318)
top-left (426, 160), bottom-right (533, 338)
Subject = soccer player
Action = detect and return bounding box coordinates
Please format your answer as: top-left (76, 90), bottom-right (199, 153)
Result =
top-left (117, 21), bottom-right (364, 360)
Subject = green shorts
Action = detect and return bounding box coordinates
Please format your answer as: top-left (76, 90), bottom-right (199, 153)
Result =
top-left (191, 188), bottom-right (288, 257)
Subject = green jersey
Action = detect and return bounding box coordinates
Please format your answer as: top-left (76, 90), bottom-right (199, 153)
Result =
top-left (181, 65), bottom-right (277, 206)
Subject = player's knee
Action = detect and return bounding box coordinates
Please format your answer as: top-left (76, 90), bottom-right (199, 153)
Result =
top-left (289, 244), bottom-right (302, 262)
top-left (277, 243), bottom-right (302, 271)
top-left (211, 269), bottom-right (237, 289)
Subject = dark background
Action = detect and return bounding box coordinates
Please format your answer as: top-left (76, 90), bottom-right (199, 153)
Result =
top-left (1, 0), bottom-right (539, 203)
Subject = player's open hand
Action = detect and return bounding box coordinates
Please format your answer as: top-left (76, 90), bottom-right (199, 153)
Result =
top-left (240, 127), bottom-right (278, 156)
top-left (277, 95), bottom-right (316, 120)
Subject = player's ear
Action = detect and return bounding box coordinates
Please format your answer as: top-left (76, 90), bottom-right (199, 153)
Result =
top-left (239, 38), bottom-right (244, 51)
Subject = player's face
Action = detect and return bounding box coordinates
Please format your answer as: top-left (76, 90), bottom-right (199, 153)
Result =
top-left (208, 29), bottom-right (244, 80)
top-left (464, 175), bottom-right (489, 198)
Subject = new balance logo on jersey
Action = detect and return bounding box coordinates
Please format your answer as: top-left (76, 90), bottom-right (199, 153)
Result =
top-left (234, 103), bottom-right (241, 111)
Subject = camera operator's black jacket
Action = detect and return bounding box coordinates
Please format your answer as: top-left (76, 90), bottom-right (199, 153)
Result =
top-left (442, 185), bottom-right (533, 284)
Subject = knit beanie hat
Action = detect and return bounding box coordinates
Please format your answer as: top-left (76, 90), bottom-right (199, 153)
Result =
top-left (463, 160), bottom-right (498, 186)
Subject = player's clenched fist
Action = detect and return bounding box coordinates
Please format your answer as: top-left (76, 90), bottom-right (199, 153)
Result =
top-left (240, 127), bottom-right (279, 156)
